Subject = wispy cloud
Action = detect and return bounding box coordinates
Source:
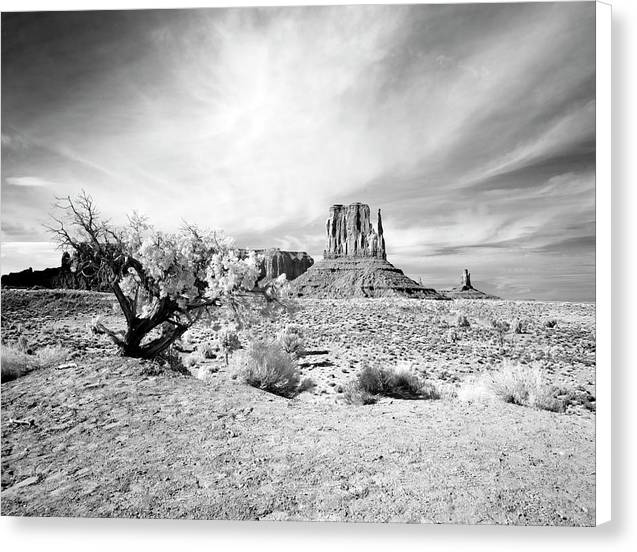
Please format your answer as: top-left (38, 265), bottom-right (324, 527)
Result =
top-left (1, 3), bottom-right (595, 300)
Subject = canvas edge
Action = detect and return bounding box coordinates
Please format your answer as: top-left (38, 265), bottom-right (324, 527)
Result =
top-left (595, 0), bottom-right (611, 527)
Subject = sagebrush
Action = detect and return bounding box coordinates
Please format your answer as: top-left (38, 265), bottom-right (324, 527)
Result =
top-left (347, 363), bottom-right (440, 402)
top-left (1, 343), bottom-right (69, 383)
top-left (233, 340), bottom-right (301, 397)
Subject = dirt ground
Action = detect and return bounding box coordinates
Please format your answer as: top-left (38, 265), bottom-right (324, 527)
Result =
top-left (1, 289), bottom-right (595, 525)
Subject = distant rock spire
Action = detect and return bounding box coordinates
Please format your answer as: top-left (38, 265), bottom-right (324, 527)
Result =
top-left (461, 269), bottom-right (472, 290)
top-left (377, 209), bottom-right (386, 260)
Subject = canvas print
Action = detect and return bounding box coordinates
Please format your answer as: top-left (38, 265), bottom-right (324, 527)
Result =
top-left (1, 2), bottom-right (596, 525)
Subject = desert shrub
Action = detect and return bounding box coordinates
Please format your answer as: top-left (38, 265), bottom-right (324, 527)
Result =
top-left (487, 361), bottom-right (565, 413)
top-left (184, 351), bottom-right (205, 369)
top-left (1, 346), bottom-right (32, 382)
top-left (456, 314), bottom-right (470, 328)
top-left (276, 324), bottom-right (305, 358)
top-left (1, 344), bottom-right (70, 383)
top-left (490, 319), bottom-right (510, 346)
top-left (233, 340), bottom-right (300, 397)
top-left (35, 345), bottom-right (70, 369)
top-left (217, 328), bottom-right (241, 365)
top-left (196, 340), bottom-right (217, 359)
top-left (513, 318), bottom-right (529, 334)
top-left (446, 329), bottom-right (459, 343)
top-left (545, 319), bottom-right (558, 328)
top-left (17, 335), bottom-right (30, 352)
top-left (342, 381), bottom-right (378, 405)
top-left (355, 363), bottom-right (440, 400)
top-left (298, 377), bottom-right (316, 393)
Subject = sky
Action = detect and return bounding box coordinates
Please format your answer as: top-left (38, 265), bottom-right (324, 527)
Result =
top-left (1, 2), bottom-right (596, 301)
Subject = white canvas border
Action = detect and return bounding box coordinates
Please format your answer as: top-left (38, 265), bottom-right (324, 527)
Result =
top-left (595, 0), bottom-right (611, 526)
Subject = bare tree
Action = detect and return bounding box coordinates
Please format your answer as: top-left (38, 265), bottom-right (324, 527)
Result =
top-left (47, 191), bottom-right (285, 359)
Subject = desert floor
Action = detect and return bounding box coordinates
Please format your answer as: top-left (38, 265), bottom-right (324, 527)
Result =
top-left (1, 289), bottom-right (595, 525)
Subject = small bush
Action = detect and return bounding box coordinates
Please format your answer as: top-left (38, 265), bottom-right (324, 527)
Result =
top-left (217, 328), bottom-right (241, 365)
top-left (342, 381), bottom-right (378, 405)
top-left (1, 346), bottom-right (32, 382)
top-left (491, 319), bottom-right (510, 346)
top-left (446, 329), bottom-right (459, 343)
top-left (487, 361), bottom-right (566, 413)
top-left (1, 344), bottom-right (70, 383)
top-left (17, 335), bottom-right (30, 352)
top-left (276, 324), bottom-right (305, 358)
top-left (196, 340), bottom-right (217, 359)
top-left (184, 351), bottom-right (205, 369)
top-left (513, 318), bottom-right (529, 334)
top-left (355, 363), bottom-right (440, 400)
top-left (234, 340), bottom-right (300, 397)
top-left (35, 345), bottom-right (69, 369)
top-left (456, 314), bottom-right (470, 328)
top-left (298, 377), bottom-right (316, 393)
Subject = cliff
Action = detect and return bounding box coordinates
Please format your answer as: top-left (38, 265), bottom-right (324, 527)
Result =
top-left (2, 248), bottom-right (314, 291)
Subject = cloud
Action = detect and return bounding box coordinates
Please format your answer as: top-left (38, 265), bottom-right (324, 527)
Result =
top-left (1, 4), bottom-right (595, 300)
top-left (5, 176), bottom-right (53, 188)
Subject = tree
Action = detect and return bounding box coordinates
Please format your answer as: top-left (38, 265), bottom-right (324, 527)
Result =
top-left (47, 191), bottom-right (288, 359)
top-left (217, 328), bottom-right (241, 365)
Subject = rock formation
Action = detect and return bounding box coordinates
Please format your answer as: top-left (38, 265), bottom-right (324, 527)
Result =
top-left (440, 268), bottom-right (500, 299)
top-left (2, 248), bottom-right (314, 291)
top-left (460, 268), bottom-right (472, 290)
top-left (325, 203), bottom-right (386, 259)
top-left (246, 249), bottom-right (314, 282)
top-left (293, 203), bottom-right (444, 299)
top-left (0, 252), bottom-right (112, 291)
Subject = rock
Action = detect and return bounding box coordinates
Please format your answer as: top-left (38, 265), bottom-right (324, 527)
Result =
top-left (460, 269), bottom-right (472, 290)
top-left (325, 203), bottom-right (385, 259)
top-left (440, 269), bottom-right (500, 300)
top-left (2, 247), bottom-right (314, 291)
top-left (252, 249), bottom-right (314, 282)
top-left (293, 202), bottom-right (444, 299)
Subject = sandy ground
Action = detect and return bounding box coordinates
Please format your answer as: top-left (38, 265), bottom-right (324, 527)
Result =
top-left (1, 289), bottom-right (595, 525)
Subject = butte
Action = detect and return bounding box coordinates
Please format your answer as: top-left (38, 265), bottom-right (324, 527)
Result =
top-left (292, 202), bottom-right (444, 299)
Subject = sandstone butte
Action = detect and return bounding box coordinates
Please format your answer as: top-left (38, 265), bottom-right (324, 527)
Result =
top-left (0, 248), bottom-right (314, 291)
top-left (291, 202), bottom-right (445, 299)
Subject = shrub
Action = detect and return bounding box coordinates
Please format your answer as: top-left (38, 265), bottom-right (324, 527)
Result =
top-left (17, 335), bottom-right (30, 353)
top-left (298, 377), bottom-right (316, 393)
top-left (486, 361), bottom-right (565, 413)
top-left (217, 328), bottom-right (241, 365)
top-left (342, 381), bottom-right (378, 405)
top-left (1, 344), bottom-right (70, 383)
top-left (355, 363), bottom-right (440, 400)
top-left (196, 340), bottom-right (217, 359)
top-left (456, 314), bottom-right (470, 328)
top-left (184, 351), bottom-right (205, 369)
top-left (491, 319), bottom-right (510, 346)
top-left (35, 345), bottom-right (69, 369)
top-left (234, 340), bottom-right (300, 397)
top-left (276, 324), bottom-right (305, 358)
top-left (1, 346), bottom-right (32, 382)
top-left (513, 318), bottom-right (529, 334)
top-left (446, 329), bottom-right (459, 343)
top-left (545, 319), bottom-right (558, 328)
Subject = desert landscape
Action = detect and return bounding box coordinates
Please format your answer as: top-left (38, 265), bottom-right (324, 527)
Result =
top-left (1, 3), bottom-right (598, 528)
top-left (1, 282), bottom-right (595, 524)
